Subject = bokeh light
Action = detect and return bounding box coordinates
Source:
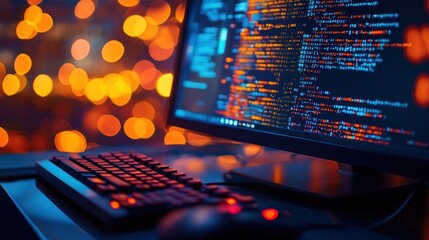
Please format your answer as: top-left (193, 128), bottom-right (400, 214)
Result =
top-left (55, 130), bottom-right (87, 153)
top-left (120, 70), bottom-right (140, 92)
top-left (2, 74), bottom-right (21, 96)
top-left (175, 3), bottom-right (186, 23)
top-left (133, 101), bottom-right (156, 120)
top-left (105, 73), bottom-right (132, 106)
top-left (98, 114), bottom-right (121, 137)
top-left (14, 53), bottom-right (32, 75)
top-left (149, 37), bottom-right (175, 61)
top-left (24, 5), bottom-right (43, 22)
top-left (0, 62), bottom-right (6, 80)
top-left (0, 127), bottom-right (9, 148)
top-left (33, 74), bottom-right (53, 97)
top-left (118, 0), bottom-right (140, 8)
top-left (146, 0), bottom-right (171, 25)
top-left (16, 74), bottom-right (28, 92)
top-left (156, 73), bottom-right (173, 97)
top-left (36, 13), bottom-right (53, 33)
top-left (69, 68), bottom-right (89, 96)
top-left (186, 132), bottom-right (212, 146)
top-left (415, 74), bottom-right (429, 108)
top-left (75, 0), bottom-right (96, 19)
top-left (164, 130), bottom-right (186, 145)
top-left (85, 78), bottom-right (108, 104)
top-left (123, 15), bottom-right (147, 37)
top-left (71, 38), bottom-right (91, 60)
top-left (16, 20), bottom-right (37, 40)
top-left (405, 26), bottom-right (428, 64)
top-left (102, 40), bottom-right (125, 63)
top-left (138, 17), bottom-right (159, 40)
top-left (58, 63), bottom-right (76, 85)
top-left (28, 0), bottom-right (43, 5)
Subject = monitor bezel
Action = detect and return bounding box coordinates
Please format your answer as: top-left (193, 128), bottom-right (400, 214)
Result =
top-left (166, 0), bottom-right (429, 180)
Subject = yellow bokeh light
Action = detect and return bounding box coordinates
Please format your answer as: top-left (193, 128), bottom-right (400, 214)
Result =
top-left (55, 130), bottom-right (87, 153)
top-left (75, 0), bottom-right (96, 19)
top-left (14, 53), bottom-right (32, 75)
top-left (175, 3), bottom-right (186, 23)
top-left (16, 20), bottom-right (37, 40)
top-left (24, 5), bottom-right (43, 22)
top-left (123, 15), bottom-right (147, 37)
top-left (58, 63), bottom-right (76, 85)
top-left (0, 127), bottom-right (9, 147)
top-left (120, 70), bottom-right (140, 92)
top-left (132, 101), bottom-right (156, 120)
top-left (85, 78), bottom-right (107, 104)
top-left (118, 0), bottom-right (140, 7)
top-left (138, 17), bottom-right (158, 41)
top-left (146, 0), bottom-right (171, 25)
top-left (33, 74), bottom-right (53, 97)
top-left (102, 40), bottom-right (125, 63)
top-left (36, 13), bottom-right (53, 33)
top-left (149, 37), bottom-right (175, 61)
top-left (2, 74), bottom-right (21, 96)
top-left (28, 0), bottom-right (43, 5)
top-left (69, 68), bottom-right (89, 96)
top-left (105, 73), bottom-right (132, 106)
top-left (0, 62), bottom-right (6, 80)
top-left (156, 73), bottom-right (173, 97)
top-left (97, 115), bottom-right (121, 137)
top-left (71, 38), bottom-right (91, 60)
top-left (164, 131), bottom-right (186, 145)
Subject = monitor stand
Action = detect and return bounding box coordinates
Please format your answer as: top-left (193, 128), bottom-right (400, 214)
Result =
top-left (224, 156), bottom-right (420, 204)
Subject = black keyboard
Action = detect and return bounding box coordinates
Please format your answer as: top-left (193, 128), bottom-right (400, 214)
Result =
top-left (35, 151), bottom-right (255, 226)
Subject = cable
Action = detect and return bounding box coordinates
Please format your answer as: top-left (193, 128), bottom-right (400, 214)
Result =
top-left (365, 189), bottom-right (416, 230)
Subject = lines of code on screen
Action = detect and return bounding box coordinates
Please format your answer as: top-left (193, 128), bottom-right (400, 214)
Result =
top-left (175, 0), bottom-right (429, 157)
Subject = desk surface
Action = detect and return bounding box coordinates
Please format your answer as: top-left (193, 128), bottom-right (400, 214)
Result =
top-left (1, 144), bottom-right (428, 240)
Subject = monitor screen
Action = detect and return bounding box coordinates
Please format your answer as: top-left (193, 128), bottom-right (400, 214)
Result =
top-left (168, 0), bottom-right (429, 178)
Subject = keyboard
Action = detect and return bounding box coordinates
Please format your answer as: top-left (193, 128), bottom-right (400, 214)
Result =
top-left (35, 151), bottom-right (255, 226)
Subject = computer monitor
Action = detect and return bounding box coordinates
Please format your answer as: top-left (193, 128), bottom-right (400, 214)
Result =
top-left (167, 0), bottom-right (429, 200)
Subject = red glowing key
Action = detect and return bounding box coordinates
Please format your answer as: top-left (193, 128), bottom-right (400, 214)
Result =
top-left (261, 208), bottom-right (279, 221)
top-left (110, 200), bottom-right (120, 209)
top-left (225, 198), bottom-right (237, 205)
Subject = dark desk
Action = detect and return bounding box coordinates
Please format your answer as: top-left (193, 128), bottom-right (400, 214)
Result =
top-left (1, 144), bottom-right (428, 239)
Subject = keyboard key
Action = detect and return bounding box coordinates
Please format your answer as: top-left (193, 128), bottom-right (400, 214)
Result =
top-left (58, 159), bottom-right (90, 177)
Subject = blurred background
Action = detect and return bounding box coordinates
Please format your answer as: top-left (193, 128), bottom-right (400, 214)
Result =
top-left (0, 0), bottom-right (216, 154)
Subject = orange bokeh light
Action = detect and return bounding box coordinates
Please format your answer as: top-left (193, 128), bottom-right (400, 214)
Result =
top-left (71, 39), bottom-right (90, 60)
top-left (140, 67), bottom-right (161, 90)
top-left (16, 20), bottom-right (37, 40)
top-left (14, 53), bottom-right (32, 75)
top-left (0, 127), bottom-right (9, 147)
top-left (415, 74), bottom-right (429, 108)
top-left (110, 201), bottom-right (120, 209)
top-left (33, 74), bottom-right (53, 97)
top-left (24, 5), bottom-right (43, 22)
top-left (187, 132), bottom-right (212, 147)
top-left (261, 208), bottom-right (279, 221)
top-left (164, 131), bottom-right (186, 145)
top-left (149, 37), bottom-right (175, 61)
top-left (36, 13), bottom-right (53, 33)
top-left (28, 0), bottom-right (43, 5)
top-left (146, 0), bottom-right (171, 25)
top-left (75, 0), bottom-right (96, 19)
top-left (120, 70), bottom-right (140, 92)
top-left (175, 3), bottom-right (186, 23)
top-left (97, 115), bottom-right (121, 137)
top-left (133, 101), bottom-right (156, 120)
top-left (138, 17), bottom-right (158, 41)
top-left (58, 63), bottom-right (76, 85)
top-left (102, 40), bottom-right (125, 63)
top-left (405, 26), bottom-right (428, 64)
top-left (118, 0), bottom-right (140, 8)
top-left (0, 62), bottom-right (6, 80)
top-left (55, 130), bottom-right (87, 153)
top-left (2, 74), bottom-right (21, 96)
